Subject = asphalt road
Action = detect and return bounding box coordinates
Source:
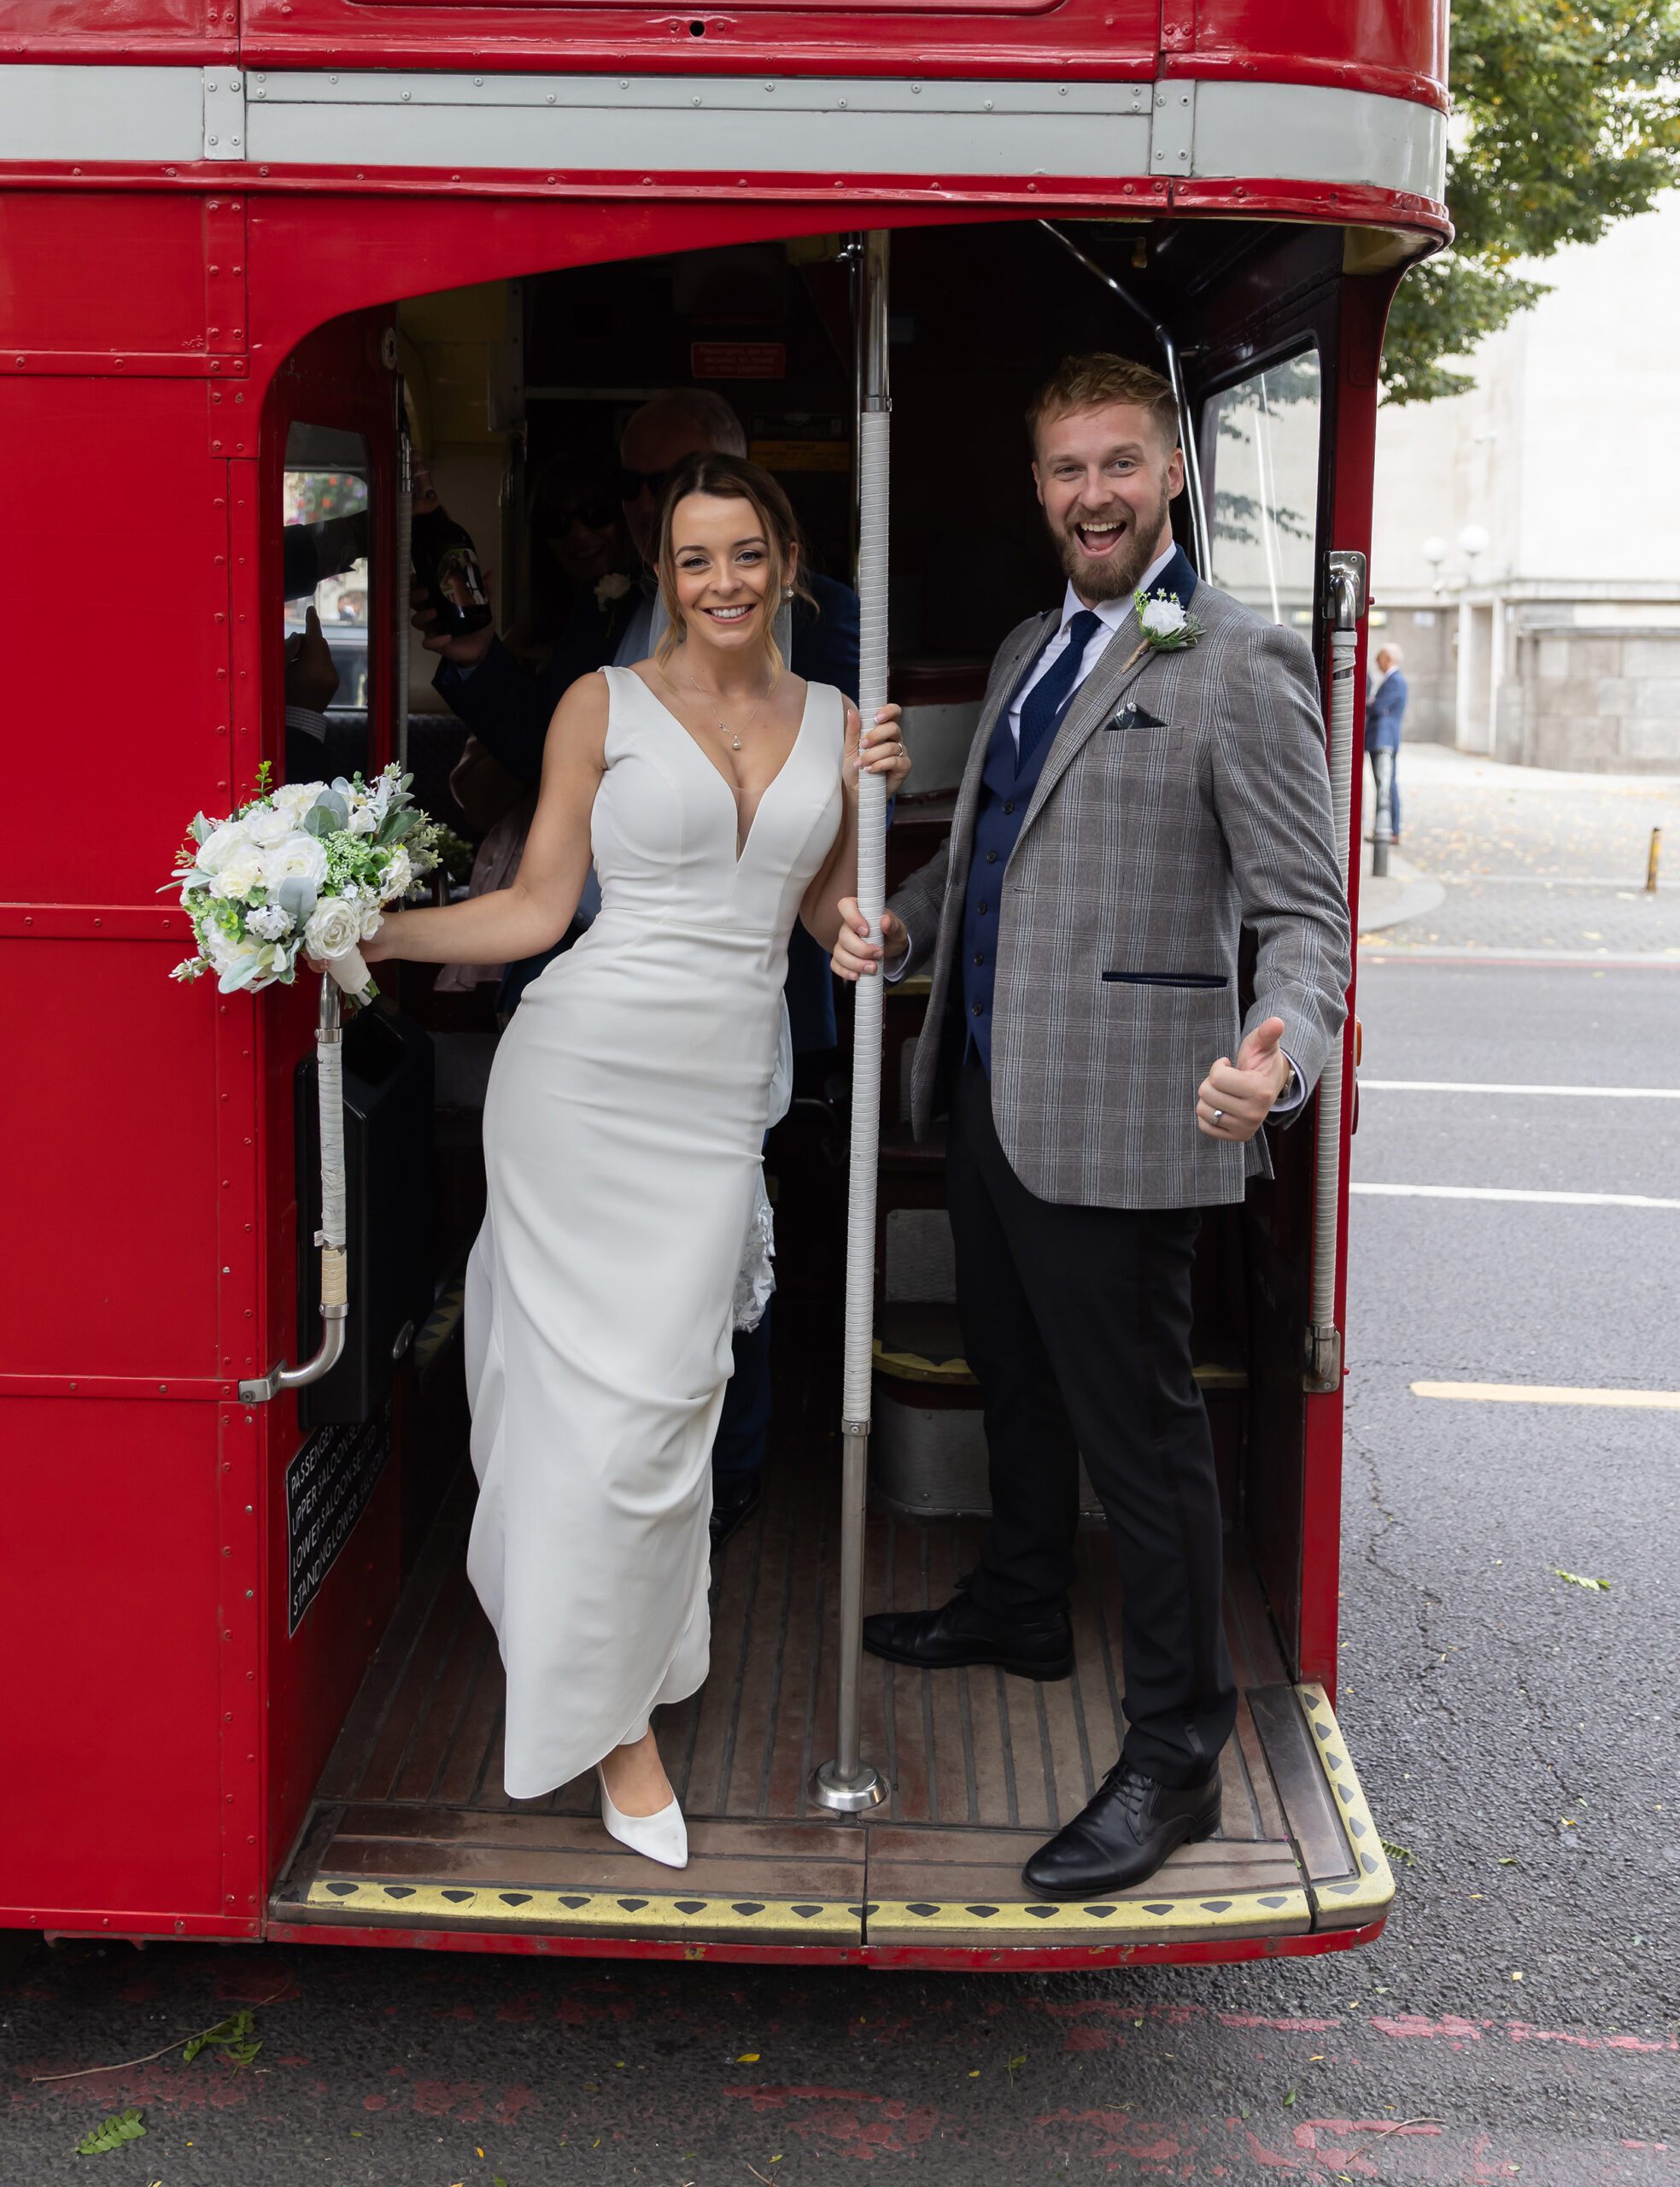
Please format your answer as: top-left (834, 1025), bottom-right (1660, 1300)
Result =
top-left (6, 759), bottom-right (1679, 2184)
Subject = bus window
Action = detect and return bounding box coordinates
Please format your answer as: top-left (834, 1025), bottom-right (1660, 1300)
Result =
top-left (1207, 352), bottom-right (1322, 630)
top-left (282, 423), bottom-right (372, 779)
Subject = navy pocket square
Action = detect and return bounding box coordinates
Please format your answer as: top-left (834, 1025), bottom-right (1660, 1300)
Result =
top-left (1105, 702), bottom-right (1168, 732)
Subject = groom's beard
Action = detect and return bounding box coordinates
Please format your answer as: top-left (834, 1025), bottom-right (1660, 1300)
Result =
top-left (1051, 482), bottom-right (1173, 603)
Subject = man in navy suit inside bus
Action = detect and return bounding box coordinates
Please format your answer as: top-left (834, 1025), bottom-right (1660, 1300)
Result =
top-left (415, 388), bottom-right (861, 1553)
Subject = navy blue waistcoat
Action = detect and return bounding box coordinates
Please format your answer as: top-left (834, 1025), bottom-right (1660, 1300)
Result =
top-left (957, 653), bottom-right (1063, 1072)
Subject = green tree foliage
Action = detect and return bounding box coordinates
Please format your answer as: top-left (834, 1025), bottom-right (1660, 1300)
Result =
top-left (1384, 0), bottom-right (1680, 402)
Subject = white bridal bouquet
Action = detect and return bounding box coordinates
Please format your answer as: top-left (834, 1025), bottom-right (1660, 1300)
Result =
top-left (167, 762), bottom-right (442, 1001)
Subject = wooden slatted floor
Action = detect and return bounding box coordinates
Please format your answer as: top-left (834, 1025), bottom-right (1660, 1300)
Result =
top-left (273, 1451), bottom-right (1385, 1953)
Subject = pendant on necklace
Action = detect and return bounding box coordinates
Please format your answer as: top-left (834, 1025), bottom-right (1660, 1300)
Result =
top-left (729, 733), bottom-right (741, 750)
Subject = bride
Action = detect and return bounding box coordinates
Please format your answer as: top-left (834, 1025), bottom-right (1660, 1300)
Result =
top-left (357, 454), bottom-right (909, 1868)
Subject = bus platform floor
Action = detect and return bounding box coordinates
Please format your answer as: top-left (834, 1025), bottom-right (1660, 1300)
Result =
top-left (272, 1456), bottom-right (1386, 1956)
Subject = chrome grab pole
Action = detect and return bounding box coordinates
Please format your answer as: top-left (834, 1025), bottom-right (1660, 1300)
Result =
top-left (1037, 221), bottom-right (1210, 577)
top-left (1306, 554), bottom-right (1363, 1395)
top-left (811, 231), bottom-right (889, 1815)
top-left (239, 977), bottom-right (349, 1403)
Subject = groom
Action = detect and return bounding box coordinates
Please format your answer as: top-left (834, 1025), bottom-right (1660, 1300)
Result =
top-left (835, 354), bottom-right (1352, 1897)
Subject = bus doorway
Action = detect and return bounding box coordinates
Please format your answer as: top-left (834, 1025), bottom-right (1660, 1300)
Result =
top-left (256, 217), bottom-right (1390, 1967)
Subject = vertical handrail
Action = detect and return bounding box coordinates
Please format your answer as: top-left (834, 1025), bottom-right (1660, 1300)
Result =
top-left (1306, 567), bottom-right (1359, 1394)
top-left (811, 231), bottom-right (888, 1815)
top-left (395, 419), bottom-right (413, 774)
top-left (237, 977), bottom-right (348, 1403)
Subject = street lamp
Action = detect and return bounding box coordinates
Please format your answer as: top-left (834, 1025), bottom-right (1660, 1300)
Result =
top-left (1421, 534), bottom-right (1449, 596)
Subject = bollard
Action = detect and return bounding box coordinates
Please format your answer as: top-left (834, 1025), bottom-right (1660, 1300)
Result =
top-left (1648, 827), bottom-right (1662, 895)
top-left (1371, 748), bottom-right (1396, 880)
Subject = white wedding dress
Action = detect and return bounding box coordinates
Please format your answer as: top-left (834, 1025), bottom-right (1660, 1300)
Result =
top-left (464, 665), bottom-right (846, 1799)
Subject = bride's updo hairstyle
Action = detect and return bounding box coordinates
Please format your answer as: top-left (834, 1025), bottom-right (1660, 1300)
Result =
top-left (653, 452), bottom-right (815, 677)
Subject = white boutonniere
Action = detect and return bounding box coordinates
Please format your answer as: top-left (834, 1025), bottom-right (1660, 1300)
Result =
top-left (1135, 588), bottom-right (1204, 652)
top-left (595, 572), bottom-right (633, 609)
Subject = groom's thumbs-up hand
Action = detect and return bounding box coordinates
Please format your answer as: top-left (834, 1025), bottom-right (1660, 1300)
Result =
top-left (1196, 1016), bottom-right (1292, 1142)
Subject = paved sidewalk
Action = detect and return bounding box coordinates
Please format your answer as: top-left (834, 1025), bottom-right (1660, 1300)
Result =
top-left (1358, 746), bottom-right (1680, 958)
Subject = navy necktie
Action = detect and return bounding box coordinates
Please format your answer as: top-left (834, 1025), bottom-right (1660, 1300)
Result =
top-left (1016, 608), bottom-right (1104, 771)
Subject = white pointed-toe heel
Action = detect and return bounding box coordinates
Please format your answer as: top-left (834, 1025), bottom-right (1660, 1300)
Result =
top-left (596, 1765), bottom-right (689, 1870)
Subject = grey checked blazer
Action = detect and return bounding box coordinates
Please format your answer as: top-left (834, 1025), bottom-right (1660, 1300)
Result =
top-left (890, 575), bottom-right (1352, 1210)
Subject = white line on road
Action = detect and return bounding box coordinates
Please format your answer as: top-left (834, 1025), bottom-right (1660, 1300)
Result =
top-left (1361, 1079), bottom-right (1680, 1099)
top-left (1413, 1381), bottom-right (1680, 1410)
top-left (1351, 1182), bottom-right (1680, 1210)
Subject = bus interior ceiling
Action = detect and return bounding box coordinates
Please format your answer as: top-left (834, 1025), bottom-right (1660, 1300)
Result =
top-left (270, 214), bottom-right (1368, 1957)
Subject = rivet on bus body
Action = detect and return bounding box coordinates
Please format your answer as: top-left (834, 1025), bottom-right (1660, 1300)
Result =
top-left (547, 94), bottom-right (556, 104)
top-left (983, 99), bottom-right (992, 109)
top-left (245, 1590), bottom-right (255, 1600)
top-left (401, 89), bottom-right (412, 101)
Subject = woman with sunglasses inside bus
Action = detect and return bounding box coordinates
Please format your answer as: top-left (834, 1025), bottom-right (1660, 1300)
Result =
top-left (352, 453), bottom-right (908, 1866)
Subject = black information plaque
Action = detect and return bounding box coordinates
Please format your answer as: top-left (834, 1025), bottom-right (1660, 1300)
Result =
top-left (285, 1406), bottom-right (392, 1634)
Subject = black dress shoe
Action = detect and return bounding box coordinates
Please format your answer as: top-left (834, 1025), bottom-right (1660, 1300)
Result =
top-left (1022, 1760), bottom-right (1221, 1898)
top-left (862, 1588), bottom-right (1073, 1681)
top-left (709, 1476), bottom-right (762, 1553)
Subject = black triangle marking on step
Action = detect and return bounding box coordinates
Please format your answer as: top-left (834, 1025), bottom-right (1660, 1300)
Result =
top-left (1331, 1756), bottom-right (1348, 1775)
top-left (1362, 1854), bottom-right (1380, 1874)
top-left (325, 1882), bottom-right (357, 1897)
top-left (558, 1894), bottom-right (590, 1908)
top-left (1199, 1900), bottom-right (1232, 1914)
top-left (1142, 1903), bottom-right (1175, 1918)
top-left (441, 1890), bottom-right (475, 1904)
top-left (498, 1893), bottom-right (532, 1907)
top-left (1258, 1895), bottom-right (1288, 1908)
top-left (675, 1900), bottom-right (707, 1914)
top-left (1080, 1906), bottom-right (1117, 1919)
top-left (791, 1905), bottom-right (824, 1919)
top-left (1024, 1903), bottom-right (1059, 1919)
top-left (1314, 1721), bottom-right (1332, 1740)
top-left (383, 1886), bottom-right (416, 1900)
top-left (965, 1906), bottom-right (1000, 1919)
top-left (731, 1903), bottom-right (766, 1916)
top-left (846, 1905), bottom-right (880, 1919)
top-left (906, 1903), bottom-right (940, 1918)
top-left (617, 1897), bottom-right (649, 1912)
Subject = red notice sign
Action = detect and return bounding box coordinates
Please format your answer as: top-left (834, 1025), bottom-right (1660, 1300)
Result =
top-left (690, 342), bottom-right (788, 380)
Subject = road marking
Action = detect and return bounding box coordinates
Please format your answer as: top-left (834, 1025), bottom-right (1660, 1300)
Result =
top-left (1351, 1182), bottom-right (1680, 1210)
top-left (1414, 1381), bottom-right (1680, 1410)
top-left (1361, 947), bottom-right (1680, 968)
top-left (1361, 1079), bottom-right (1680, 1099)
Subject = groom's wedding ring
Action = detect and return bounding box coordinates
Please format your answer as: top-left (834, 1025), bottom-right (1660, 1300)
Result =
top-left (1211, 1107), bottom-right (1226, 1125)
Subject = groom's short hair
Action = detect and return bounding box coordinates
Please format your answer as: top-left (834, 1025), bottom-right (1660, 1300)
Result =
top-left (1027, 355), bottom-right (1180, 454)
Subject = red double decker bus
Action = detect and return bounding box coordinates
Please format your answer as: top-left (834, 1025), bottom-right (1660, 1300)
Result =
top-left (0, 0), bottom-right (1447, 1968)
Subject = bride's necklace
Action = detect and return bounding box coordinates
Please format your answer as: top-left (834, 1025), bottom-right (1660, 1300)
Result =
top-left (664, 662), bottom-right (778, 752)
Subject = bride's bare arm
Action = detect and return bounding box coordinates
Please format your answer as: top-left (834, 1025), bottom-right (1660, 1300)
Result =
top-left (365, 674), bottom-right (607, 968)
top-left (799, 701), bottom-right (908, 951)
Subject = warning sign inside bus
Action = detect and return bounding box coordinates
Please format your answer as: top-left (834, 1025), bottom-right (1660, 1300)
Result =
top-left (286, 1409), bottom-right (391, 1633)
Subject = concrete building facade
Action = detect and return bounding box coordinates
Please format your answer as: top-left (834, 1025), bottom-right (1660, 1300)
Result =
top-left (1371, 194), bottom-right (1680, 771)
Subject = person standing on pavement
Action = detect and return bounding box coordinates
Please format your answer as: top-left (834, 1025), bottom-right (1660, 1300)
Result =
top-left (831, 353), bottom-right (1352, 1898)
top-left (415, 391), bottom-right (861, 1553)
top-left (1366, 642), bottom-right (1408, 843)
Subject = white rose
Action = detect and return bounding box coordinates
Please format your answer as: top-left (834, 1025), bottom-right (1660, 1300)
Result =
top-left (196, 818), bottom-right (254, 873)
top-left (379, 846), bottom-right (414, 900)
top-left (208, 846), bottom-right (267, 901)
top-left (346, 805), bottom-right (380, 837)
top-left (262, 833), bottom-right (330, 891)
top-left (272, 780), bottom-right (325, 818)
top-left (303, 897), bottom-right (366, 961)
top-left (243, 802), bottom-right (296, 849)
top-left (359, 900), bottom-right (386, 941)
top-left (1139, 595), bottom-right (1187, 639)
top-left (596, 572), bottom-right (633, 606)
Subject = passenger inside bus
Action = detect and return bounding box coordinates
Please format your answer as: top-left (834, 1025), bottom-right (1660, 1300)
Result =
top-left (265, 220), bottom-right (1368, 1942)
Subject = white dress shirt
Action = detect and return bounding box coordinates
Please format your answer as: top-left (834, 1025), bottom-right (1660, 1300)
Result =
top-left (1004, 544), bottom-right (1178, 755)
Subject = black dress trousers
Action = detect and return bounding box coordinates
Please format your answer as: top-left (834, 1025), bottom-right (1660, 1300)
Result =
top-left (945, 1055), bottom-right (1238, 1785)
